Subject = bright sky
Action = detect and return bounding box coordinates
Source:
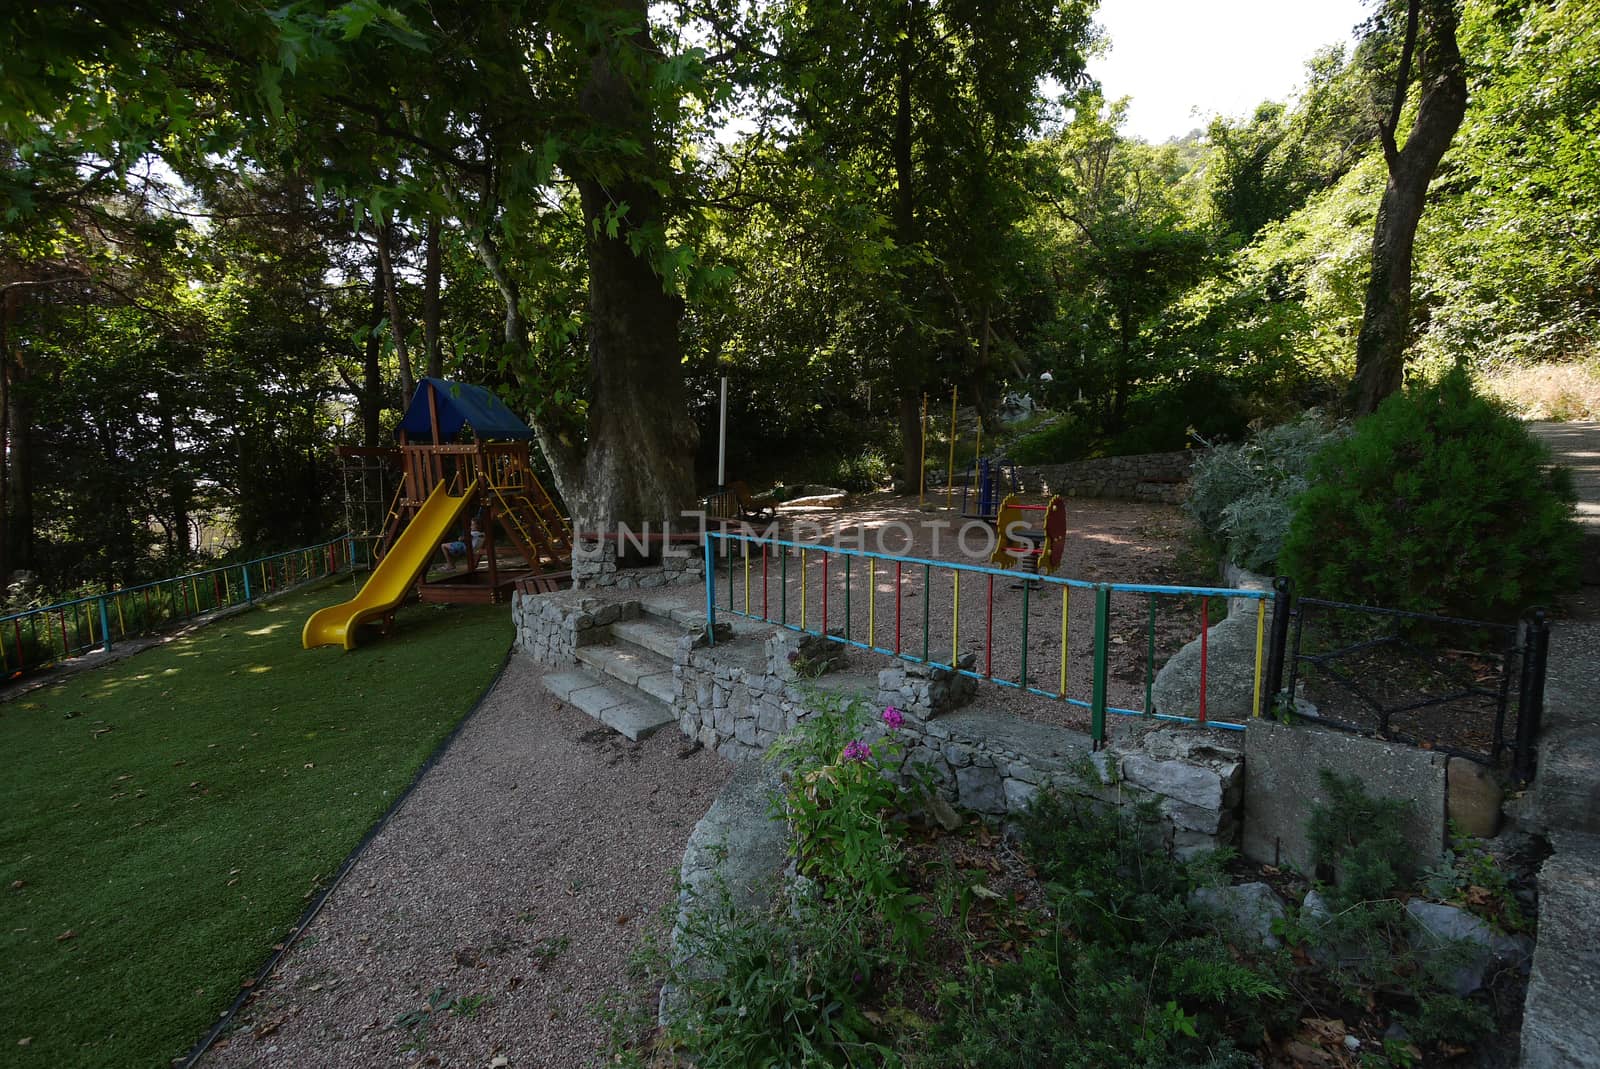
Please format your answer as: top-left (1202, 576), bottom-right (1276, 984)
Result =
top-left (1091, 0), bottom-right (1370, 143)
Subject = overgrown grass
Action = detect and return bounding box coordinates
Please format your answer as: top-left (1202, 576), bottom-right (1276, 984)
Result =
top-left (0, 584), bottom-right (511, 1066)
top-left (1479, 358), bottom-right (1600, 421)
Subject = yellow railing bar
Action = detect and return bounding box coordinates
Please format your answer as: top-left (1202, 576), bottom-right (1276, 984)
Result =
top-left (1252, 600), bottom-right (1266, 717)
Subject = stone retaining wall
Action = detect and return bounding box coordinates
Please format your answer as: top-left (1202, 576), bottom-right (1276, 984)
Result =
top-left (512, 586), bottom-right (1244, 856)
top-left (511, 588), bottom-right (639, 665)
top-left (672, 625), bottom-right (1241, 857)
top-left (1019, 450), bottom-right (1196, 505)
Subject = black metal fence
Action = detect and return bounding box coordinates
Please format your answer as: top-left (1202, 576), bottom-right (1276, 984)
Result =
top-left (1265, 578), bottom-right (1549, 783)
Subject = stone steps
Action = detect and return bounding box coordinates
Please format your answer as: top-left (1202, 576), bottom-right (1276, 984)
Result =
top-left (576, 642), bottom-right (677, 705)
top-left (541, 668), bottom-right (676, 741)
top-left (640, 600), bottom-right (772, 639)
top-left (611, 616), bottom-right (689, 659)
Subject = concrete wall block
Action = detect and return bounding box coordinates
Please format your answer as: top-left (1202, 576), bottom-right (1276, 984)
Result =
top-left (1242, 719), bottom-right (1447, 873)
top-left (1121, 753), bottom-right (1224, 810)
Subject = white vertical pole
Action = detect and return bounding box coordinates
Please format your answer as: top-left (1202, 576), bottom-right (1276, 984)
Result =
top-left (718, 374), bottom-right (728, 487)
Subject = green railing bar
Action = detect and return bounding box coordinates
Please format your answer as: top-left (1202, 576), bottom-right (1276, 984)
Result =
top-left (922, 562), bottom-right (931, 665)
top-left (1145, 592), bottom-right (1157, 716)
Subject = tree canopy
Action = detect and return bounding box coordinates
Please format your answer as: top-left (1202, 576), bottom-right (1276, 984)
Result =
top-left (2, 0), bottom-right (1595, 595)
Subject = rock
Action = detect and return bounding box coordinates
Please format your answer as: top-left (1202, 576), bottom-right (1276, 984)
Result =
top-left (1188, 881), bottom-right (1286, 948)
top-left (1446, 757), bottom-right (1504, 839)
top-left (1242, 719), bottom-right (1447, 874)
top-left (1003, 777), bottom-right (1040, 812)
top-left (1150, 608), bottom-right (1267, 723)
top-left (1121, 754), bottom-right (1223, 809)
top-left (925, 794), bottom-right (965, 831)
top-left (955, 763), bottom-right (1006, 814)
top-left (1405, 899), bottom-right (1531, 995)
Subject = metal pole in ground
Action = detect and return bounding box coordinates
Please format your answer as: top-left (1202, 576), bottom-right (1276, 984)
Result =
top-left (718, 375), bottom-right (728, 490)
top-left (1263, 576), bottom-right (1294, 713)
top-left (1514, 608), bottom-right (1551, 784)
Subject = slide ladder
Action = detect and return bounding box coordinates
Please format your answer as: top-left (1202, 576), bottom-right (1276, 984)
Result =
top-left (489, 485), bottom-right (570, 570)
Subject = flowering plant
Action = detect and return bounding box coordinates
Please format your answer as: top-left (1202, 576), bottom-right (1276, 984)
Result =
top-left (773, 693), bottom-right (927, 944)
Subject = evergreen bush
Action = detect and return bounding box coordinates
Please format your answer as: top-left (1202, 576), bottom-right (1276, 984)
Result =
top-left (1281, 368), bottom-right (1580, 619)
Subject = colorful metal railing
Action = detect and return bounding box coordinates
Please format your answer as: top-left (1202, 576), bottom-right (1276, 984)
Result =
top-left (0, 538), bottom-right (355, 679)
top-left (702, 531), bottom-right (1277, 747)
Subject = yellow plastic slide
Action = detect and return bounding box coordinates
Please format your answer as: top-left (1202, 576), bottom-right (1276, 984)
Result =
top-left (302, 479), bottom-right (479, 651)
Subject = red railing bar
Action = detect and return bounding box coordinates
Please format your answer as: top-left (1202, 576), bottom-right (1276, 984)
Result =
top-left (1198, 597), bottom-right (1209, 725)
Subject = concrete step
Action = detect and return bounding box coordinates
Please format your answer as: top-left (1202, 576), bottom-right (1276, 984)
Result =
top-left (542, 668), bottom-right (676, 742)
top-left (611, 616), bottom-right (690, 660)
top-left (575, 642), bottom-right (677, 705)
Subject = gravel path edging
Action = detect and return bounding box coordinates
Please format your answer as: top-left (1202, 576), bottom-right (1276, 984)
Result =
top-left (174, 643), bottom-right (515, 1069)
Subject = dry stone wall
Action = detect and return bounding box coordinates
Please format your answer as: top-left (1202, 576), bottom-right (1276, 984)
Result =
top-left (571, 537), bottom-right (706, 591)
top-left (513, 584), bottom-right (1244, 856)
top-left (1018, 450), bottom-right (1196, 504)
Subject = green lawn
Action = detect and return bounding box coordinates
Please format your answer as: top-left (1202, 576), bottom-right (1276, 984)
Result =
top-left (0, 583), bottom-right (512, 1067)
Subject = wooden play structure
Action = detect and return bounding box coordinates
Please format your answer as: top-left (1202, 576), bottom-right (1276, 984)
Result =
top-left (307, 380), bottom-right (569, 651)
top-left (384, 378), bottom-right (569, 602)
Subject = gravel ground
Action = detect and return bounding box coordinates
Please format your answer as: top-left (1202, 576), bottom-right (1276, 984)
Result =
top-left (670, 494), bottom-right (1234, 734)
top-left (202, 653), bottom-right (731, 1069)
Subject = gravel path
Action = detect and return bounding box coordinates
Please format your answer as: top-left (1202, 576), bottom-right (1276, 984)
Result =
top-left (203, 653), bottom-right (731, 1069)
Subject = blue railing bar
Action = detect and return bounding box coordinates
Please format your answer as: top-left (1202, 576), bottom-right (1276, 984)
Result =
top-left (708, 532), bottom-right (1100, 589)
top-left (1106, 581), bottom-right (1271, 600)
top-left (0, 537), bottom-right (350, 625)
top-left (708, 531), bottom-right (1270, 602)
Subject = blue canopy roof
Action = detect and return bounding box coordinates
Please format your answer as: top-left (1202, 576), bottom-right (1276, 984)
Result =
top-left (398, 378), bottom-right (534, 442)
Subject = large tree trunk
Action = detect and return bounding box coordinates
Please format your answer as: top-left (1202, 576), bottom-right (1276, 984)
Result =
top-left (2, 310), bottom-right (32, 579)
top-left (893, 0), bottom-right (924, 488)
top-left (361, 269), bottom-right (384, 448)
top-left (375, 216), bottom-right (414, 407)
top-left (158, 403), bottom-right (191, 562)
top-left (422, 215), bottom-right (443, 379)
top-left (1351, 0), bottom-right (1468, 415)
top-left (565, 0), bottom-right (697, 530)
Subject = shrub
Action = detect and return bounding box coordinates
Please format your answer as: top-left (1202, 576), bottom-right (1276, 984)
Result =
top-left (1109, 374), bottom-right (1253, 457)
top-left (1185, 412), bottom-right (1346, 571)
top-left (830, 447), bottom-right (892, 492)
top-left (927, 791), bottom-right (1284, 1069)
top-left (1306, 769), bottom-right (1413, 908)
top-left (1281, 368), bottom-right (1580, 619)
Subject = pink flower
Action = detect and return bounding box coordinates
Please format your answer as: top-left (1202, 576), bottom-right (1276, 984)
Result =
top-left (881, 706), bottom-right (905, 730)
top-left (841, 740), bottom-right (872, 763)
